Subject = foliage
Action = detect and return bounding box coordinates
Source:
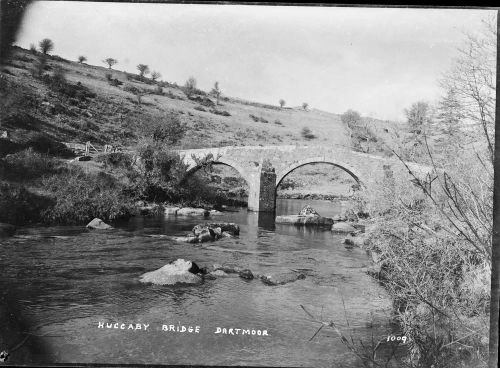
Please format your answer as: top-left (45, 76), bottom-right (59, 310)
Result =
top-left (42, 67), bottom-right (96, 101)
top-left (141, 113), bottom-right (187, 145)
top-left (151, 71), bottom-right (161, 81)
top-left (358, 18), bottom-right (495, 367)
top-left (210, 109), bottom-right (230, 117)
top-left (137, 64), bottom-right (150, 77)
top-left (1, 148), bottom-right (62, 180)
top-left (41, 167), bottom-right (135, 224)
top-left (301, 127), bottom-right (316, 140)
top-left (341, 109), bottom-right (383, 154)
top-left (103, 57), bottom-right (118, 69)
top-left (210, 81), bottom-right (221, 106)
top-left (38, 38), bottom-right (54, 55)
top-left (184, 76), bottom-right (197, 97)
top-left (0, 183), bottom-right (53, 225)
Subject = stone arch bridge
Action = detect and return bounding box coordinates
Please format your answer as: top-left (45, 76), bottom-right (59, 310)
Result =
top-left (177, 145), bottom-right (432, 212)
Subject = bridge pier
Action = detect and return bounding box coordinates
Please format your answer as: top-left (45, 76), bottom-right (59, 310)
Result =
top-left (247, 169), bottom-right (277, 213)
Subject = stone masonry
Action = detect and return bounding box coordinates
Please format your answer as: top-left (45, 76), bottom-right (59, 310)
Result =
top-left (177, 145), bottom-right (433, 212)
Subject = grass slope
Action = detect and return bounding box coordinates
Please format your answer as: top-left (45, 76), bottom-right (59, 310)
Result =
top-left (1, 46), bottom-right (399, 152)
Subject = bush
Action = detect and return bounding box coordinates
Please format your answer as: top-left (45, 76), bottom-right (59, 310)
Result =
top-left (194, 105), bottom-right (206, 112)
top-left (301, 127), bottom-right (316, 139)
top-left (142, 114), bottom-right (187, 145)
top-left (23, 132), bottom-right (73, 157)
top-left (210, 109), bottom-right (230, 117)
top-left (2, 148), bottom-right (61, 180)
top-left (41, 168), bottom-right (135, 224)
top-left (95, 152), bottom-right (134, 170)
top-left (0, 183), bottom-right (54, 225)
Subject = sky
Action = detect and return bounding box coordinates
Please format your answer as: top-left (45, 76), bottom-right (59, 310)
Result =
top-left (14, 2), bottom-right (496, 121)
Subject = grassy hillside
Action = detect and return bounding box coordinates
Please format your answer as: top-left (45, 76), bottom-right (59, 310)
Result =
top-left (1, 46), bottom-right (400, 152)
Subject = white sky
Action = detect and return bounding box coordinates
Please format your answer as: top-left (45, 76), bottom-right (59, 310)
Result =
top-left (14, 2), bottom-right (496, 121)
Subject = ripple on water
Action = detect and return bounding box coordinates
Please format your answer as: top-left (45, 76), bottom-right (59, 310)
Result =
top-left (0, 200), bottom-right (395, 366)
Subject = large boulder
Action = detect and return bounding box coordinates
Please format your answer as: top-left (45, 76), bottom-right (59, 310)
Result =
top-left (298, 205), bottom-right (320, 217)
top-left (331, 222), bottom-right (357, 233)
top-left (177, 207), bottom-right (209, 216)
top-left (86, 218), bottom-right (112, 230)
top-left (193, 223), bottom-right (240, 236)
top-left (0, 223), bottom-right (15, 237)
top-left (164, 207), bottom-right (180, 215)
top-left (260, 272), bottom-right (306, 286)
top-left (139, 259), bottom-right (202, 285)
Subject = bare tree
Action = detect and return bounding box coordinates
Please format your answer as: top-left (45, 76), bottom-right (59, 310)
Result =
top-left (439, 16), bottom-right (496, 163)
top-left (103, 58), bottom-right (118, 69)
top-left (302, 102), bottom-right (308, 111)
top-left (211, 81), bottom-right (221, 106)
top-left (151, 71), bottom-right (161, 81)
top-left (184, 76), bottom-right (197, 97)
top-left (137, 64), bottom-right (150, 77)
top-left (279, 99), bottom-right (286, 108)
top-left (78, 55), bottom-right (87, 64)
top-left (38, 38), bottom-right (54, 55)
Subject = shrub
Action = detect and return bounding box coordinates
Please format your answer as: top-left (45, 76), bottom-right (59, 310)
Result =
top-left (41, 168), bottom-right (135, 224)
top-left (103, 58), bottom-right (118, 69)
top-left (23, 132), bottom-right (73, 157)
top-left (153, 85), bottom-right (163, 95)
top-left (78, 55), bottom-right (87, 63)
top-left (95, 152), bottom-right (134, 170)
top-left (274, 120), bottom-right (283, 125)
top-left (184, 76), bottom-right (197, 97)
top-left (249, 114), bottom-right (259, 122)
top-left (194, 105), bottom-right (206, 112)
top-left (39, 38), bottom-right (54, 55)
top-left (2, 148), bottom-right (61, 180)
top-left (210, 109), bottom-right (230, 117)
top-left (301, 127), bottom-right (316, 139)
top-left (29, 43), bottom-right (37, 54)
top-left (0, 183), bottom-right (53, 225)
top-left (142, 114), bottom-right (187, 145)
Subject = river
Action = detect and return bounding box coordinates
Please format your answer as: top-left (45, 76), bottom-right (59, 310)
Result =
top-left (0, 199), bottom-right (398, 367)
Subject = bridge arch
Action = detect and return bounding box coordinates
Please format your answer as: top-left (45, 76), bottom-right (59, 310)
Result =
top-left (181, 156), bottom-right (251, 188)
top-left (275, 156), bottom-right (365, 189)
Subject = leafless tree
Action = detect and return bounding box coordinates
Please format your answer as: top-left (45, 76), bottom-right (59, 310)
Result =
top-left (211, 81), bottom-right (221, 105)
top-left (151, 71), bottom-right (161, 81)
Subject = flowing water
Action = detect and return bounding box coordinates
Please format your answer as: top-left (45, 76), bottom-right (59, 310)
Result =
top-left (0, 199), bottom-right (398, 367)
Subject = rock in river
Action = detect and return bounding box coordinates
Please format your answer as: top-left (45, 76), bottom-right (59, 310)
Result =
top-left (298, 204), bottom-right (320, 217)
top-left (275, 215), bottom-right (334, 227)
top-left (86, 218), bottom-right (113, 230)
top-left (139, 259), bottom-right (202, 285)
top-left (331, 222), bottom-right (357, 233)
top-left (176, 207), bottom-right (209, 216)
top-left (172, 223), bottom-right (240, 244)
top-left (260, 272), bottom-right (306, 286)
